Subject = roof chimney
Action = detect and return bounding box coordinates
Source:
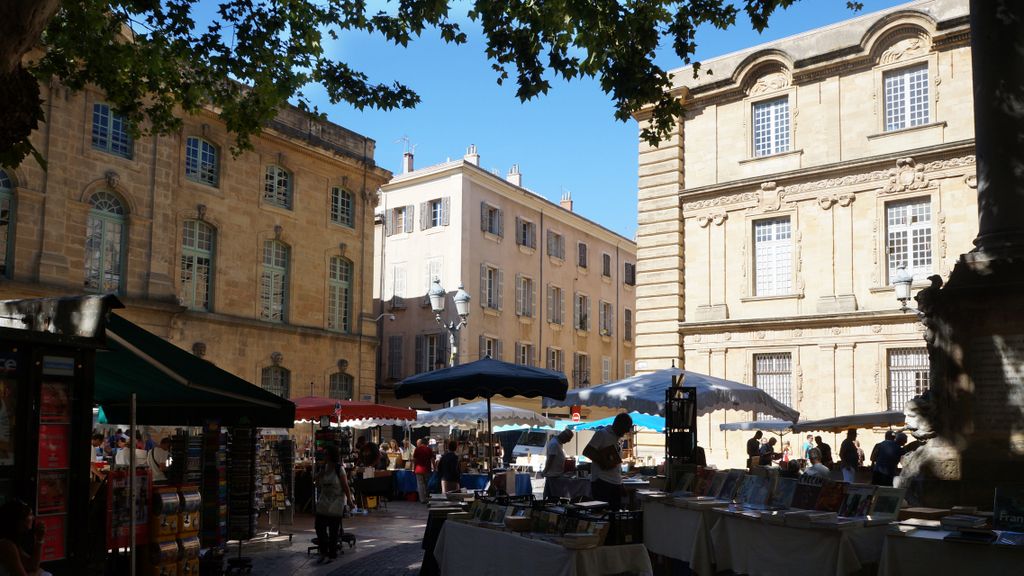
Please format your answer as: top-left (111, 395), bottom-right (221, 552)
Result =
top-left (464, 144), bottom-right (480, 166)
top-left (506, 164), bottom-right (522, 187)
top-left (402, 151), bottom-right (414, 174)
top-left (560, 190), bottom-right (573, 212)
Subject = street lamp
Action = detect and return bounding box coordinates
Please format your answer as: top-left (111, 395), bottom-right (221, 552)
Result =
top-left (891, 263), bottom-right (922, 316)
top-left (428, 278), bottom-right (470, 367)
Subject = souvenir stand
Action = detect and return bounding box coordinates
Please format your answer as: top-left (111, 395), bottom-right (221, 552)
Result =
top-left (0, 295), bottom-right (121, 576)
top-left (257, 429), bottom-right (295, 533)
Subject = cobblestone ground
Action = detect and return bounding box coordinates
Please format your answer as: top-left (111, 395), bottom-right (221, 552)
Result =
top-left (241, 500), bottom-right (429, 575)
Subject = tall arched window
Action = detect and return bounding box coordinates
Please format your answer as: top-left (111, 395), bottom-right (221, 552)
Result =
top-left (84, 191), bottom-right (126, 293)
top-left (329, 372), bottom-right (354, 401)
top-left (260, 240), bottom-right (289, 322)
top-left (181, 220), bottom-right (215, 311)
top-left (264, 165), bottom-right (292, 209)
top-left (0, 170), bottom-right (13, 276)
top-left (261, 366), bottom-right (290, 397)
top-left (327, 256), bottom-right (352, 332)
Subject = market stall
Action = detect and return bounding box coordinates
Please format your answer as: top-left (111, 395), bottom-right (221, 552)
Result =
top-left (641, 499), bottom-right (716, 576)
top-left (792, 410), bottom-right (906, 433)
top-left (877, 528), bottom-right (1024, 576)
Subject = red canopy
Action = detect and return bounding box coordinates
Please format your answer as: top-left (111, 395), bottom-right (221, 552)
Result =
top-left (292, 396), bottom-right (416, 423)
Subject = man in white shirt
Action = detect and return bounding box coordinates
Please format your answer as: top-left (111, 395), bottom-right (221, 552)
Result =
top-left (147, 437), bottom-right (172, 482)
top-left (542, 430), bottom-right (574, 499)
top-left (582, 413), bottom-right (632, 510)
top-left (803, 447), bottom-right (832, 479)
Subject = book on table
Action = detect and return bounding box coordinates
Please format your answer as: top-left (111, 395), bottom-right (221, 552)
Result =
top-left (899, 518), bottom-right (942, 530)
top-left (791, 480), bottom-right (824, 511)
top-left (869, 487), bottom-right (907, 520)
top-left (769, 477), bottom-right (798, 510)
top-left (837, 484), bottom-right (876, 518)
top-left (994, 485), bottom-right (1024, 532)
top-left (815, 480), bottom-right (847, 512)
top-left (737, 475), bottom-right (771, 510)
top-left (995, 531), bottom-right (1024, 547)
top-left (940, 514), bottom-right (987, 530)
top-left (707, 472), bottom-right (728, 500)
top-left (717, 469), bottom-right (745, 501)
top-left (693, 468), bottom-right (716, 496)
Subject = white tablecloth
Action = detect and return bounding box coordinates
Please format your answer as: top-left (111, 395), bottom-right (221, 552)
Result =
top-left (710, 515), bottom-right (887, 576)
top-left (434, 520), bottom-right (653, 576)
top-left (642, 501), bottom-right (716, 575)
top-left (878, 530), bottom-right (1024, 576)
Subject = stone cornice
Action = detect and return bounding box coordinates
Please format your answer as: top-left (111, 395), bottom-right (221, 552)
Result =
top-left (680, 308), bottom-right (918, 334)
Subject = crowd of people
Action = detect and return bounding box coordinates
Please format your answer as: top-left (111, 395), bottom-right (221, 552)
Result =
top-left (89, 428), bottom-right (172, 482)
top-left (744, 428), bottom-right (913, 485)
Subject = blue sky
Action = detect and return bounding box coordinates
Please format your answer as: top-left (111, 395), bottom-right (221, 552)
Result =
top-left (306, 1), bottom-right (908, 240)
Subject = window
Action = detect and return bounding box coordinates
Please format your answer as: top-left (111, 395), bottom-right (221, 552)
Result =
top-left (480, 264), bottom-right (502, 310)
top-left (546, 347), bottom-right (564, 373)
top-left (84, 191), bottom-right (126, 294)
top-left (423, 257), bottom-right (444, 305)
top-left (598, 300), bottom-right (613, 336)
top-left (546, 230), bottom-right (565, 259)
top-left (577, 242), bottom-right (588, 268)
top-left (601, 356), bottom-right (611, 384)
top-left (752, 96), bottom-right (790, 157)
top-left (329, 372), bottom-right (354, 401)
top-left (572, 352), bottom-right (590, 388)
top-left (480, 203), bottom-right (503, 236)
top-left (185, 137), bottom-right (219, 186)
top-left (547, 285), bottom-right (565, 325)
top-left (261, 366), bottom-right (290, 398)
top-left (419, 197), bottom-right (449, 230)
top-left (516, 217), bottom-right (536, 248)
top-left (624, 262), bottom-right (636, 286)
top-left (573, 293), bottom-right (590, 331)
top-left (479, 336), bottom-right (502, 360)
top-left (260, 240), bottom-right (289, 322)
top-left (624, 309), bottom-right (633, 342)
top-left (389, 263), bottom-right (407, 309)
top-left (385, 205), bottom-right (414, 235)
top-left (753, 353), bottom-right (792, 421)
top-left (91, 103), bottom-right (132, 158)
top-left (516, 342), bottom-right (535, 366)
top-left (754, 217), bottom-right (792, 296)
top-left (602, 253), bottom-right (611, 277)
top-left (180, 220), bottom-right (214, 311)
top-left (328, 256), bottom-right (353, 332)
top-left (886, 198), bottom-right (932, 282)
top-left (888, 348), bottom-right (929, 411)
top-left (331, 187), bottom-right (354, 227)
top-left (515, 274), bottom-right (535, 317)
top-left (388, 335), bottom-right (404, 379)
top-left (0, 170), bottom-right (12, 276)
top-left (624, 360), bottom-right (634, 378)
top-left (884, 64), bottom-right (929, 132)
top-left (430, 199), bottom-right (444, 228)
top-left (416, 333), bottom-right (447, 373)
top-left (263, 165), bottom-right (292, 209)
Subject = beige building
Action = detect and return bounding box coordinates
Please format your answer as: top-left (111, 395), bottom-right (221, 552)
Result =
top-left (634, 0), bottom-right (976, 467)
top-left (374, 147), bottom-right (637, 415)
top-left (1, 82), bottom-right (389, 404)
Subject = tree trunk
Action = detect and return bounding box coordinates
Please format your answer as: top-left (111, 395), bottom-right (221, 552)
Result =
top-left (0, 0), bottom-right (61, 75)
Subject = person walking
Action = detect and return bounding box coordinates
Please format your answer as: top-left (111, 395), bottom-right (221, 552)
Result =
top-left (839, 430), bottom-right (859, 483)
top-left (543, 429), bottom-right (574, 499)
top-left (413, 438), bottom-right (434, 502)
top-left (582, 413), bottom-right (632, 511)
top-left (438, 441), bottom-right (461, 493)
top-left (815, 436), bottom-right (834, 469)
top-left (314, 446), bottom-right (354, 565)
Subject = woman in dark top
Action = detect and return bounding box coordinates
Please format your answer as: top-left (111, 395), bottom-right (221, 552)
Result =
top-left (438, 441), bottom-right (461, 493)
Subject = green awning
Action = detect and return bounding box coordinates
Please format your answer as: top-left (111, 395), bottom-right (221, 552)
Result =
top-left (95, 313), bottom-right (295, 427)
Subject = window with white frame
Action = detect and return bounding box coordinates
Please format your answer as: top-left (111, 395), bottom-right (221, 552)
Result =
top-left (185, 137), bottom-right (219, 186)
top-left (389, 263), bottom-right (407, 309)
top-left (516, 217), bottom-right (536, 248)
top-left (416, 333), bottom-right (446, 373)
top-left (481, 264), bottom-right (502, 310)
top-left (423, 257), bottom-right (443, 303)
top-left (753, 353), bottom-right (792, 421)
top-left (516, 274), bottom-right (535, 317)
top-left (601, 356), bottom-right (611, 384)
top-left (328, 256), bottom-right (353, 332)
top-left (547, 285), bottom-right (564, 325)
top-left (884, 64), bottom-right (929, 132)
top-left (572, 352), bottom-right (590, 388)
top-left (261, 366), bottom-right (290, 398)
top-left (387, 335), bottom-right (404, 379)
top-left (516, 342), bottom-right (535, 366)
top-left (602, 253), bottom-right (611, 277)
top-left (329, 372), bottom-right (354, 401)
top-left (624, 360), bottom-right (634, 378)
top-left (263, 165), bottom-right (292, 209)
top-left (546, 230), bottom-right (565, 259)
top-left (577, 242), bottom-right (588, 268)
top-left (753, 217), bottom-right (792, 296)
top-left (624, 262), bottom-right (636, 286)
top-left (547, 347), bottom-right (564, 373)
top-left (430, 199), bottom-right (444, 228)
top-left (260, 240), bottom-right (289, 322)
top-left (480, 336), bottom-right (501, 360)
top-left (386, 205), bottom-right (414, 236)
top-left (624, 309), bottom-right (633, 342)
top-left (888, 348), bottom-right (929, 411)
top-left (573, 293), bottom-right (590, 331)
top-left (181, 220), bottom-right (214, 311)
top-left (84, 191), bottom-right (126, 294)
top-left (752, 96), bottom-right (790, 157)
top-left (886, 197), bottom-right (932, 282)
top-left (0, 170), bottom-right (14, 276)
top-left (92, 103), bottom-right (132, 158)
top-left (331, 187), bottom-right (354, 227)
top-left (481, 203), bottom-right (502, 236)
top-left (598, 300), bottom-right (613, 336)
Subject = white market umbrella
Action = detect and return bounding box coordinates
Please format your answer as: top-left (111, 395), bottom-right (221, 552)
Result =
top-left (543, 366), bottom-right (800, 422)
top-left (413, 400), bottom-right (555, 430)
top-left (792, 410), bottom-right (905, 433)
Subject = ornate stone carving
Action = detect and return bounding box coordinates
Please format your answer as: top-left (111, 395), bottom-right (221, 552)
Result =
top-left (192, 342), bottom-right (207, 357)
top-left (274, 224), bottom-right (283, 240)
top-left (882, 158), bottom-right (931, 194)
top-left (271, 351), bottom-right (284, 365)
top-left (871, 324), bottom-right (883, 334)
top-left (749, 71), bottom-right (791, 95)
top-left (755, 331), bottom-right (766, 340)
top-left (831, 327), bottom-right (842, 336)
top-left (817, 192), bottom-right (856, 210)
top-left (104, 170), bottom-right (120, 189)
top-left (965, 174), bottom-right (978, 189)
top-left (880, 33), bottom-right (930, 65)
top-left (836, 193), bottom-right (855, 207)
top-left (759, 181), bottom-right (786, 212)
top-left (337, 358), bottom-right (349, 371)
top-left (683, 192), bottom-right (758, 211)
top-left (697, 212), bottom-right (728, 227)
top-left (871, 218), bottom-right (880, 286)
top-left (793, 329), bottom-right (802, 338)
top-left (796, 365), bottom-right (804, 402)
top-left (818, 195), bottom-right (837, 210)
top-left (196, 204), bottom-right (207, 221)
top-left (938, 212), bottom-right (947, 260)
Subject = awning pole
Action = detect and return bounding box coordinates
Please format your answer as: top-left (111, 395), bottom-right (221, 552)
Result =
top-left (129, 392), bottom-right (137, 576)
top-left (487, 397), bottom-right (493, 483)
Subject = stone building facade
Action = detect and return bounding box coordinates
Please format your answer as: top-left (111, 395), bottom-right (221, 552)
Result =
top-left (374, 147), bottom-right (636, 416)
top-left (634, 0), bottom-right (976, 466)
top-left (0, 82), bottom-right (389, 404)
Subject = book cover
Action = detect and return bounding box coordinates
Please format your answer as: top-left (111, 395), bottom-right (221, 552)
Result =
top-left (743, 475), bottom-right (772, 510)
top-left (940, 514), bottom-right (987, 529)
top-left (694, 468), bottom-right (716, 496)
top-left (678, 472), bottom-right (696, 492)
top-left (994, 485), bottom-right (1024, 531)
top-left (791, 482), bottom-right (823, 510)
top-left (718, 470), bottom-right (745, 501)
top-left (838, 484), bottom-right (876, 518)
top-left (995, 531), bottom-right (1024, 547)
top-left (708, 472), bottom-right (728, 500)
top-left (815, 481), bottom-right (847, 513)
top-left (770, 478), bottom-right (798, 510)
top-left (869, 487), bottom-right (906, 519)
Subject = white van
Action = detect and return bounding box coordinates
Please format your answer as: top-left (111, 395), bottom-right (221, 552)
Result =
top-left (511, 427), bottom-right (595, 473)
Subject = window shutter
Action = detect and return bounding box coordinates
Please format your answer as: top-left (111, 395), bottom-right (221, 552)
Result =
top-left (599, 302), bottom-right (606, 334)
top-left (480, 264), bottom-right (487, 305)
top-left (530, 280), bottom-right (536, 318)
top-left (480, 202), bottom-right (487, 231)
top-left (385, 210), bottom-right (394, 236)
top-left (515, 273), bottom-right (523, 316)
top-left (404, 205), bottom-right (414, 233)
top-left (415, 335), bottom-right (424, 373)
top-left (496, 339), bottom-right (503, 361)
top-left (438, 334), bottom-right (448, 367)
top-left (530, 223), bottom-right (537, 249)
top-left (559, 289), bottom-right (565, 325)
top-left (546, 285), bottom-right (553, 322)
top-left (558, 235), bottom-right (565, 259)
top-left (442, 197), bottom-right (451, 226)
top-left (573, 293), bottom-right (580, 329)
top-left (496, 209), bottom-right (504, 237)
top-left (546, 230), bottom-right (553, 255)
top-left (583, 296), bottom-right (590, 330)
top-left (515, 217), bottom-right (522, 245)
top-left (497, 269), bottom-right (504, 310)
top-left (479, 335), bottom-right (485, 359)
top-left (608, 307), bottom-right (614, 336)
top-left (420, 202), bottom-right (429, 230)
